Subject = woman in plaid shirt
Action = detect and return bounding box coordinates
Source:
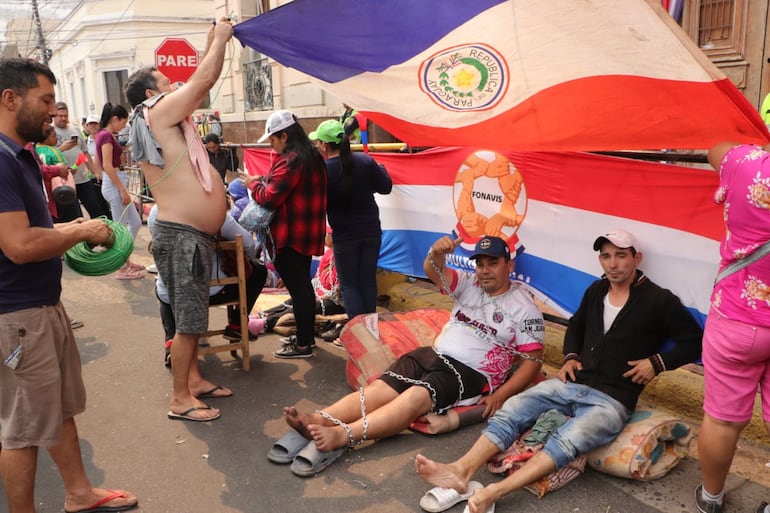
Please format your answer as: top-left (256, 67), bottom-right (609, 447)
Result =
top-left (248, 110), bottom-right (327, 358)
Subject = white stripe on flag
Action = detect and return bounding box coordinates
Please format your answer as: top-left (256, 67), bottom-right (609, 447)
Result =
top-left (519, 200), bottom-right (719, 313)
top-left (317, 1), bottom-right (720, 129)
top-left (379, 188), bottom-right (719, 314)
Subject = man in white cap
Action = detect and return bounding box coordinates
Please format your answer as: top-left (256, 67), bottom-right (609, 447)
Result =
top-left (415, 228), bottom-right (702, 513)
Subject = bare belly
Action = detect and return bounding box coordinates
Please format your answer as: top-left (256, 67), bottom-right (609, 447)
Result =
top-left (143, 163), bottom-right (227, 234)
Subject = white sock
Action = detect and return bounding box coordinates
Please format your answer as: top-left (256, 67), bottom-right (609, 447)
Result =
top-left (702, 487), bottom-right (724, 504)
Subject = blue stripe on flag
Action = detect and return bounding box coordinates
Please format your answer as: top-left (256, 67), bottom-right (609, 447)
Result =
top-left (377, 230), bottom-right (707, 337)
top-left (234, 0), bottom-right (507, 83)
top-left (379, 229), bottom-right (443, 277)
top-left (379, 229), bottom-right (594, 314)
top-left (515, 253), bottom-right (597, 315)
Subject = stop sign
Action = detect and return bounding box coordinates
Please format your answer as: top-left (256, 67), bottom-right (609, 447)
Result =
top-left (155, 38), bottom-right (199, 85)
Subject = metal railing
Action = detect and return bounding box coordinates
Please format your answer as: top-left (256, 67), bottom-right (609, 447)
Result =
top-left (124, 165), bottom-right (154, 221)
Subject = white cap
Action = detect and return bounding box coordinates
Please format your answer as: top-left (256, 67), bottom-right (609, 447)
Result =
top-left (258, 110), bottom-right (296, 143)
top-left (85, 114), bottom-right (99, 124)
top-left (593, 229), bottom-right (640, 252)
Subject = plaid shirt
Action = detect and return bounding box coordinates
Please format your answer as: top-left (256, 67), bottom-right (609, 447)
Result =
top-left (250, 151), bottom-right (327, 256)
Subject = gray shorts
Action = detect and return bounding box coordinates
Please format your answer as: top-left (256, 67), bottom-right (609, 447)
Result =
top-left (0, 303), bottom-right (86, 449)
top-left (151, 219), bottom-right (214, 334)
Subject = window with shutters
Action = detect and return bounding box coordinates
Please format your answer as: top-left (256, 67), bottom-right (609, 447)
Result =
top-left (682, 0), bottom-right (747, 61)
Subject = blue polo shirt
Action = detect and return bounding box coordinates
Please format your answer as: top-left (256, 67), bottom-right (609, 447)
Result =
top-left (0, 133), bottom-right (61, 313)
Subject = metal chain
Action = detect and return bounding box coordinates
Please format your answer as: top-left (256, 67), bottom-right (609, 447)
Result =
top-left (427, 249), bottom-right (455, 297)
top-left (436, 353), bottom-right (465, 411)
top-left (314, 409), bottom-right (355, 448)
top-left (314, 387), bottom-right (368, 448)
top-left (384, 352), bottom-right (465, 414)
top-left (383, 370), bottom-right (438, 412)
top-left (357, 387), bottom-right (368, 445)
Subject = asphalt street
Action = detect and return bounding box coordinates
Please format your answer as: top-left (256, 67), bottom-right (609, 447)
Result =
top-left (3, 225), bottom-right (770, 513)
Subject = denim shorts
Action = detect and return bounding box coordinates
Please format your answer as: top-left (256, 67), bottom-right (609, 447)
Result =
top-left (483, 378), bottom-right (630, 469)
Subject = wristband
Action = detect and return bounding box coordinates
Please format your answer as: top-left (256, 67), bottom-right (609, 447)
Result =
top-left (561, 353), bottom-right (579, 365)
top-left (649, 353), bottom-right (666, 375)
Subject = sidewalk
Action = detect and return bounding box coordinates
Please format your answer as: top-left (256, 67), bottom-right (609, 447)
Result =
top-left (4, 225), bottom-right (769, 513)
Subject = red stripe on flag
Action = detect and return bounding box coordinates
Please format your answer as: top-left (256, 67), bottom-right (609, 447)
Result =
top-left (514, 152), bottom-right (723, 241)
top-left (364, 76), bottom-right (769, 152)
top-left (374, 148), bottom-right (723, 241)
top-left (246, 145), bottom-right (723, 241)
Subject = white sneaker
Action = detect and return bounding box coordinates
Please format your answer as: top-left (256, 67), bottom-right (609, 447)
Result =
top-left (146, 264), bottom-right (158, 274)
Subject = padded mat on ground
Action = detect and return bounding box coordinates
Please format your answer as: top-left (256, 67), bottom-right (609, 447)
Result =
top-left (587, 409), bottom-right (693, 480)
top-left (338, 309), bottom-right (450, 390)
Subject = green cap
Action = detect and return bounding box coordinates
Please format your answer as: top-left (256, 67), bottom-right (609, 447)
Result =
top-left (309, 119), bottom-right (344, 143)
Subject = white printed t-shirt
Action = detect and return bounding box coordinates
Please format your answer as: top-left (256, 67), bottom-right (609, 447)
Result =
top-left (433, 269), bottom-right (545, 392)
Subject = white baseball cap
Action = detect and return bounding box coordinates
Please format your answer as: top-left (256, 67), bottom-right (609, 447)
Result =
top-left (593, 229), bottom-right (640, 252)
top-left (85, 114), bottom-right (99, 124)
top-left (258, 110), bottom-right (296, 143)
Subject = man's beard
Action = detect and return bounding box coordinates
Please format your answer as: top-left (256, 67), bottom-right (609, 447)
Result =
top-left (16, 110), bottom-right (48, 143)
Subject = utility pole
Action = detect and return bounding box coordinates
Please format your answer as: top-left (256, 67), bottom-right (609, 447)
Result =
top-left (31, 0), bottom-right (49, 64)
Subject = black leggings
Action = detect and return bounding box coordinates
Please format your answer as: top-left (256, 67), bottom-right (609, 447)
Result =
top-left (273, 248), bottom-right (315, 348)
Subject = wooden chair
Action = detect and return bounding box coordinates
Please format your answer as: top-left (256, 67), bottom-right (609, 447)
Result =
top-left (199, 234), bottom-right (252, 371)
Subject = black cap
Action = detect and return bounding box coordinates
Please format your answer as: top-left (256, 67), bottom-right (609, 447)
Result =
top-left (203, 133), bottom-right (221, 144)
top-left (470, 236), bottom-right (511, 260)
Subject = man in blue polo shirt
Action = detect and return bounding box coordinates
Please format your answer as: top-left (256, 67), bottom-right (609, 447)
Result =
top-left (0, 58), bottom-right (137, 513)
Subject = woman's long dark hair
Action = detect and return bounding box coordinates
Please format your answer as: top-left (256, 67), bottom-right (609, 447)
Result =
top-left (324, 136), bottom-right (353, 205)
top-left (99, 102), bottom-right (129, 130)
top-left (276, 115), bottom-right (325, 176)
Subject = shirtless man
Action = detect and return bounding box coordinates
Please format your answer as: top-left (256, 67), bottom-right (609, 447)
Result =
top-left (124, 18), bottom-right (233, 422)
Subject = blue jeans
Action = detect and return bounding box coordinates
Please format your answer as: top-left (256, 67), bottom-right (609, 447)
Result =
top-left (484, 379), bottom-right (630, 469)
top-left (101, 171), bottom-right (141, 238)
top-left (332, 235), bottom-right (381, 318)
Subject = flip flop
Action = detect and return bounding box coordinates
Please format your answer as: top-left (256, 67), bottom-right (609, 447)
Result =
top-left (267, 429), bottom-right (310, 464)
top-left (461, 502), bottom-right (494, 513)
top-left (125, 261), bottom-right (146, 272)
top-left (114, 268), bottom-right (145, 280)
top-left (195, 385), bottom-right (233, 399)
top-left (64, 490), bottom-right (138, 513)
top-left (167, 405), bottom-right (220, 422)
top-left (420, 481), bottom-right (483, 512)
top-left (289, 441), bottom-right (346, 477)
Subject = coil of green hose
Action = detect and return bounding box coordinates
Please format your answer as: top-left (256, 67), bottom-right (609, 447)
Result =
top-left (64, 219), bottom-right (134, 276)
